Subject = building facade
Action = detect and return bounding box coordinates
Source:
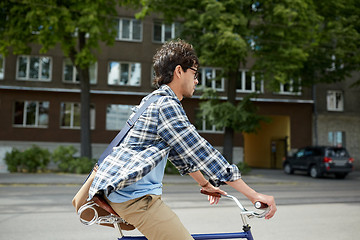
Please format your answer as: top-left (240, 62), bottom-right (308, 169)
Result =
top-left (0, 8), bottom-right (325, 171)
top-left (313, 73), bottom-right (360, 170)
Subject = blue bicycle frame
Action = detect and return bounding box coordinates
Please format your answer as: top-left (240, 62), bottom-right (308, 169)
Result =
top-left (118, 228), bottom-right (254, 240)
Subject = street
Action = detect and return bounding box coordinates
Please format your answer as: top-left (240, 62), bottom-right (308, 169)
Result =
top-left (0, 169), bottom-right (359, 240)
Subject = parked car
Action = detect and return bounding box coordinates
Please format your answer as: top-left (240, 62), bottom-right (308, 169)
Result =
top-left (283, 146), bottom-right (354, 179)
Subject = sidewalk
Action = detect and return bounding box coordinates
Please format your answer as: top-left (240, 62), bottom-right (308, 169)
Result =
top-left (0, 169), bottom-right (289, 185)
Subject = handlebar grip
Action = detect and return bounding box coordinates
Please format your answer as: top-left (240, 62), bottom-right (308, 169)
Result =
top-left (200, 189), bottom-right (222, 198)
top-left (254, 201), bottom-right (268, 209)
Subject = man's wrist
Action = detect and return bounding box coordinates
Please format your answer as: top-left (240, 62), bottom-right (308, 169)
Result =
top-left (200, 181), bottom-right (210, 188)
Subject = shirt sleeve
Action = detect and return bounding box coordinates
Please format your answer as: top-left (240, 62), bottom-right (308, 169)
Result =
top-left (157, 97), bottom-right (241, 185)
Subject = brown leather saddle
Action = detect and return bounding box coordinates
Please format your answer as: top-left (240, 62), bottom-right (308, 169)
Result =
top-left (78, 194), bottom-right (135, 231)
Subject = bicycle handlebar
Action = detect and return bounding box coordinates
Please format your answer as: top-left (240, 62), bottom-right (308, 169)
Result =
top-left (200, 189), bottom-right (269, 218)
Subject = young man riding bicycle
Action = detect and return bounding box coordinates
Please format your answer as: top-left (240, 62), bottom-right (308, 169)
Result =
top-left (89, 39), bottom-right (277, 240)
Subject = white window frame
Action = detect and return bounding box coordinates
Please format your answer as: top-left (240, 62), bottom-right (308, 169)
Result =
top-left (60, 102), bottom-right (95, 129)
top-left (108, 61), bottom-right (141, 86)
top-left (153, 22), bottom-right (180, 43)
top-left (328, 131), bottom-right (346, 147)
top-left (16, 55), bottom-right (52, 81)
top-left (274, 78), bottom-right (302, 95)
top-left (116, 18), bottom-right (142, 42)
top-left (196, 113), bottom-right (224, 133)
top-left (13, 100), bottom-right (49, 128)
top-left (62, 59), bottom-right (97, 84)
top-left (197, 67), bottom-right (225, 92)
top-left (327, 90), bottom-right (344, 112)
top-left (0, 54), bottom-right (4, 80)
top-left (236, 70), bottom-right (264, 93)
top-left (106, 104), bottom-right (135, 130)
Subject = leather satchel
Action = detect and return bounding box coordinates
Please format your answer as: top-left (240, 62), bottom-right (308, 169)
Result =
top-left (72, 95), bottom-right (161, 228)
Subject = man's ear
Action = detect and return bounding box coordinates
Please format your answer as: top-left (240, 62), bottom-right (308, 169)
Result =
top-left (174, 65), bottom-right (182, 79)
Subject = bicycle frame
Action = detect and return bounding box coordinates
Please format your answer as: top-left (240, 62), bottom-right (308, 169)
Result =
top-left (77, 191), bottom-right (268, 240)
top-left (118, 228), bottom-right (254, 240)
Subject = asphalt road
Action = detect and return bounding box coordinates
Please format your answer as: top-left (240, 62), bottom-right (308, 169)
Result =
top-left (0, 169), bottom-right (359, 240)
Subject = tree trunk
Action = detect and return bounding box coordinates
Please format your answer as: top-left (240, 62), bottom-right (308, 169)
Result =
top-left (79, 67), bottom-right (92, 159)
top-left (223, 70), bottom-right (238, 164)
top-left (78, 32), bottom-right (92, 159)
top-left (223, 127), bottom-right (234, 163)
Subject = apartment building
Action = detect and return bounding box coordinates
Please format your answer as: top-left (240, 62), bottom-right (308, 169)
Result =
top-left (313, 73), bottom-right (360, 170)
top-left (0, 8), bottom-right (317, 171)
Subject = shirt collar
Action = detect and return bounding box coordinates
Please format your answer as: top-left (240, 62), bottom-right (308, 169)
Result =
top-left (157, 84), bottom-right (178, 99)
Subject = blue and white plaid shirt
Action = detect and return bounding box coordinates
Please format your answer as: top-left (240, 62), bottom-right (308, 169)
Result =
top-left (89, 85), bottom-right (241, 199)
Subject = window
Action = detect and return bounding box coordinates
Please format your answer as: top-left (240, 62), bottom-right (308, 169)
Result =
top-left (236, 70), bottom-right (263, 93)
top-left (16, 56), bottom-right (52, 81)
top-left (106, 104), bottom-right (134, 130)
top-left (63, 59), bottom-right (97, 84)
top-left (274, 78), bottom-right (301, 95)
top-left (327, 90), bottom-right (344, 111)
top-left (153, 22), bottom-right (181, 43)
top-left (197, 68), bottom-right (224, 91)
top-left (116, 18), bottom-right (142, 41)
top-left (195, 110), bottom-right (223, 133)
top-left (295, 149), bottom-right (305, 158)
top-left (328, 131), bottom-right (346, 147)
top-left (0, 54), bottom-right (4, 79)
top-left (327, 55), bottom-right (344, 72)
top-left (108, 61), bottom-right (141, 86)
top-left (60, 102), bottom-right (95, 129)
top-left (13, 101), bottom-right (49, 127)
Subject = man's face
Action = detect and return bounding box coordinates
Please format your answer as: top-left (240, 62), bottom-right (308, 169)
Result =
top-left (181, 66), bottom-right (199, 98)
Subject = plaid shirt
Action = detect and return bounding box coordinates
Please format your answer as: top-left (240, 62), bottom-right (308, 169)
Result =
top-left (89, 85), bottom-right (241, 199)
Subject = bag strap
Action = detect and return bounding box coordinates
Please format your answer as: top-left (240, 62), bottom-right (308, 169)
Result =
top-left (97, 94), bottom-right (161, 165)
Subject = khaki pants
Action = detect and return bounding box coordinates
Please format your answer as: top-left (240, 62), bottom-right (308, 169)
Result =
top-left (106, 195), bottom-right (194, 240)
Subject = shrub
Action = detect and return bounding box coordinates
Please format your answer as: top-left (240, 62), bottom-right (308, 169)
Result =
top-left (4, 145), bottom-right (50, 173)
top-left (21, 145), bottom-right (51, 173)
top-left (165, 161), bottom-right (179, 174)
top-left (4, 148), bottom-right (22, 173)
top-left (52, 145), bottom-right (95, 174)
top-left (236, 161), bottom-right (252, 175)
top-left (52, 145), bottom-right (77, 172)
top-left (71, 157), bottom-right (96, 174)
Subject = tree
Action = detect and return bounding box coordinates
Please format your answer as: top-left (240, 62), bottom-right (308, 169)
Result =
top-left (301, 0), bottom-right (360, 87)
top-left (199, 88), bottom-right (270, 134)
top-left (0, 0), bottom-right (128, 158)
top-left (138, 0), bottom-right (321, 162)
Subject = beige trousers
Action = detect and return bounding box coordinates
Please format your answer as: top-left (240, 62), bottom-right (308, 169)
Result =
top-left (106, 194), bottom-right (194, 240)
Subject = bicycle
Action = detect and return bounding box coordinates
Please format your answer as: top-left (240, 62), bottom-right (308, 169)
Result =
top-left (77, 190), bottom-right (269, 240)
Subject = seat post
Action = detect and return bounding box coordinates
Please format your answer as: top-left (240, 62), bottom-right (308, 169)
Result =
top-left (114, 222), bottom-right (124, 238)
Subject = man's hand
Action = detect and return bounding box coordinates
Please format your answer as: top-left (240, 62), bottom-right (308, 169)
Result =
top-left (201, 182), bottom-right (227, 205)
top-left (252, 193), bottom-right (277, 220)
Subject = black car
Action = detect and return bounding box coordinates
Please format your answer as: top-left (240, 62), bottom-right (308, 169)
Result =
top-left (283, 146), bottom-right (354, 179)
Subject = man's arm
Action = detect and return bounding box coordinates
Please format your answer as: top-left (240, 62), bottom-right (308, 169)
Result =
top-left (226, 179), bottom-right (277, 219)
top-left (189, 171), bottom-right (276, 219)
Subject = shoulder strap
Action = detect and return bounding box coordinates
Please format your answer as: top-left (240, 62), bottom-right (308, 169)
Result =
top-left (97, 95), bottom-right (161, 165)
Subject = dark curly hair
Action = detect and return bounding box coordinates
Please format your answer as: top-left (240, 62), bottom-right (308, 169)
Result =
top-left (152, 39), bottom-right (199, 88)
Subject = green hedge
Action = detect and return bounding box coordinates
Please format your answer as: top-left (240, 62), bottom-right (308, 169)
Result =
top-left (4, 145), bottom-right (95, 174)
top-left (4, 145), bottom-right (51, 173)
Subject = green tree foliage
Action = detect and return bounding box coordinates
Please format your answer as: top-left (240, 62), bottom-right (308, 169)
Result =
top-left (301, 0), bottom-right (360, 86)
top-left (200, 88), bottom-right (270, 133)
top-left (138, 0), bottom-right (360, 162)
top-left (0, 0), bottom-right (130, 159)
